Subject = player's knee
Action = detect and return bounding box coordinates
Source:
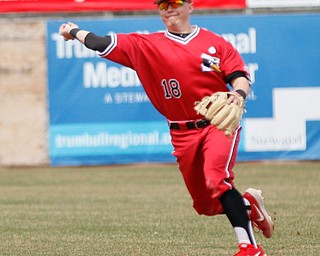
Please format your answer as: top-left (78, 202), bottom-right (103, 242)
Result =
top-left (193, 199), bottom-right (223, 216)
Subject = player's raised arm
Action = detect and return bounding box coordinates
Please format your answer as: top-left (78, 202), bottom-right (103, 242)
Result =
top-left (59, 22), bottom-right (111, 52)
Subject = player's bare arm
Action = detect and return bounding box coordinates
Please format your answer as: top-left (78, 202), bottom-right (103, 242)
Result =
top-left (229, 76), bottom-right (251, 104)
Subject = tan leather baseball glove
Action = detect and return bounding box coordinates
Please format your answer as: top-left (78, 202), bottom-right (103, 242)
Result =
top-left (194, 92), bottom-right (245, 136)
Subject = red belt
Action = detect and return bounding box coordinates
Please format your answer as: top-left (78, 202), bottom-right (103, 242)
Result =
top-left (168, 119), bottom-right (210, 130)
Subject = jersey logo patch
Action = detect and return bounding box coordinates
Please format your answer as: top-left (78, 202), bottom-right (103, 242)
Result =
top-left (201, 53), bottom-right (221, 73)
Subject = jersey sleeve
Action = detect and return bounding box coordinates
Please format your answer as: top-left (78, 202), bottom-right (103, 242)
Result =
top-left (220, 40), bottom-right (251, 83)
top-left (97, 33), bottom-right (141, 69)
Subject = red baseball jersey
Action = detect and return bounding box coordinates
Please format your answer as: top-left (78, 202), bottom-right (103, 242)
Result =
top-left (99, 26), bottom-right (249, 121)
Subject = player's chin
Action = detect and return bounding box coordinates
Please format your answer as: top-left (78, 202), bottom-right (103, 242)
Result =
top-left (164, 19), bottom-right (180, 29)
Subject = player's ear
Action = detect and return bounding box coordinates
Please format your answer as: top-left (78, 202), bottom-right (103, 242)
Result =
top-left (187, 1), bottom-right (194, 14)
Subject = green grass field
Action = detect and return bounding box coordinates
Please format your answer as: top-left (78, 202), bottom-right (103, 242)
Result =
top-left (0, 162), bottom-right (319, 255)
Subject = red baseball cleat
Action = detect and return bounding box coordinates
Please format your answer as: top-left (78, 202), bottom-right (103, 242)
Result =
top-left (234, 243), bottom-right (266, 256)
top-left (243, 188), bottom-right (274, 238)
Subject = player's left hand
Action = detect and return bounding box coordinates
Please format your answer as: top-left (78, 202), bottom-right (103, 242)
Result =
top-left (227, 91), bottom-right (244, 105)
top-left (194, 91), bottom-right (245, 136)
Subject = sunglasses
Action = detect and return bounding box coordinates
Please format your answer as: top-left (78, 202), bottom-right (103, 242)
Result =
top-left (158, 0), bottom-right (185, 11)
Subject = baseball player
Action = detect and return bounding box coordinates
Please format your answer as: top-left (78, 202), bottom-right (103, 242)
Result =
top-left (59, 0), bottom-right (274, 255)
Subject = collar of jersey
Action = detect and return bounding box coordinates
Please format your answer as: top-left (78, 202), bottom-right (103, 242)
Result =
top-left (165, 26), bottom-right (200, 45)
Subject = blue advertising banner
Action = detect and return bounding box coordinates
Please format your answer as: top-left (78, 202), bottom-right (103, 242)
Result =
top-left (47, 13), bottom-right (320, 166)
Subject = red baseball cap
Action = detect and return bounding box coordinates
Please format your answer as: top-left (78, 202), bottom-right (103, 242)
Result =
top-left (154, 0), bottom-right (190, 4)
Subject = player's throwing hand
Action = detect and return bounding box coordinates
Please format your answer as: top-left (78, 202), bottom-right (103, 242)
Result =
top-left (59, 22), bottom-right (79, 41)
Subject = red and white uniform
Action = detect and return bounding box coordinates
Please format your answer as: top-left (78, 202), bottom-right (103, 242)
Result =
top-left (100, 26), bottom-right (249, 216)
